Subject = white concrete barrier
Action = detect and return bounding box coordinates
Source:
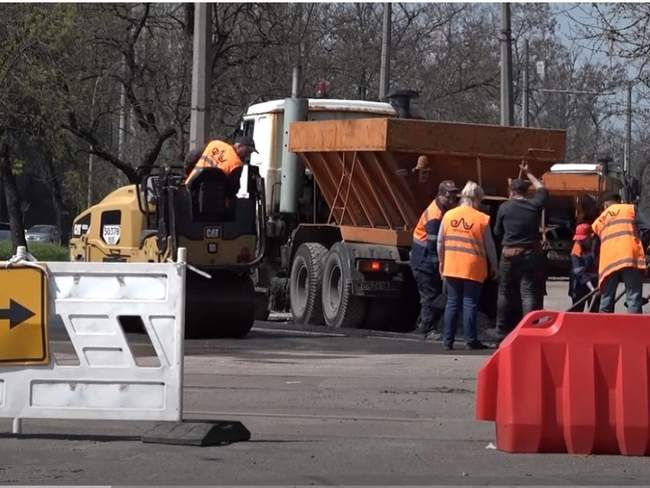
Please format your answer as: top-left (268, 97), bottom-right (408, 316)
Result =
top-left (0, 249), bottom-right (186, 433)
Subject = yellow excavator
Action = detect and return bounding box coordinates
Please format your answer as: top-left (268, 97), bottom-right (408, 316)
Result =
top-left (69, 165), bottom-right (266, 338)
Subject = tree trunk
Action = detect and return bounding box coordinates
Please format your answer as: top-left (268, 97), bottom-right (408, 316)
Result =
top-left (0, 180), bottom-right (8, 222)
top-left (0, 143), bottom-right (28, 252)
top-left (43, 149), bottom-right (67, 244)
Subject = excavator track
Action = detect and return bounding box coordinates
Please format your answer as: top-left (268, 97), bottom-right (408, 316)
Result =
top-left (185, 270), bottom-right (256, 339)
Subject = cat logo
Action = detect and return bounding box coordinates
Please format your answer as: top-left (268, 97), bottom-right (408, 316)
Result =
top-left (204, 226), bottom-right (222, 239)
top-left (450, 218), bottom-right (474, 231)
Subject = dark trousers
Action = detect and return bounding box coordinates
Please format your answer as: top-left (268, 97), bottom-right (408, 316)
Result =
top-left (443, 277), bottom-right (482, 346)
top-left (412, 269), bottom-right (444, 332)
top-left (496, 252), bottom-right (546, 333)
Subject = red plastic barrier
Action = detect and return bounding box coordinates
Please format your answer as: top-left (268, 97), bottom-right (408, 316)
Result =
top-left (476, 310), bottom-right (650, 455)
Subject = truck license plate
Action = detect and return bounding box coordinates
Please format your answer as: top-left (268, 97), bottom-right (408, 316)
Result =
top-left (357, 281), bottom-right (397, 291)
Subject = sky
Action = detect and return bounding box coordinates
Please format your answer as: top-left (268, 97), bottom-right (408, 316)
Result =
top-left (550, 3), bottom-right (644, 133)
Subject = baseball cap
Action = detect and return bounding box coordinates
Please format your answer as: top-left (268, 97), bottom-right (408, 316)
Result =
top-left (510, 178), bottom-right (531, 193)
top-left (235, 135), bottom-right (259, 153)
top-left (438, 180), bottom-right (459, 194)
top-left (573, 223), bottom-right (593, 242)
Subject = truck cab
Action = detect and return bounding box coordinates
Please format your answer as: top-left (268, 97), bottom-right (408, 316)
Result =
top-left (240, 99), bottom-right (396, 215)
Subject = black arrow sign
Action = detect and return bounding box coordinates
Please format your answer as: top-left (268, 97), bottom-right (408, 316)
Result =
top-left (0, 300), bottom-right (35, 329)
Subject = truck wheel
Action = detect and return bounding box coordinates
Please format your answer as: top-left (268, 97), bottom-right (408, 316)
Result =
top-left (321, 244), bottom-right (367, 328)
top-left (290, 243), bottom-right (327, 325)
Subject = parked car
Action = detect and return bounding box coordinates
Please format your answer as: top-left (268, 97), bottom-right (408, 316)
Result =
top-left (25, 225), bottom-right (60, 245)
top-left (0, 222), bottom-right (10, 242)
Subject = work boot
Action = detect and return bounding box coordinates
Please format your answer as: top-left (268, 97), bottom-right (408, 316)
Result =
top-left (425, 329), bottom-right (443, 341)
top-left (482, 327), bottom-right (508, 343)
top-left (465, 340), bottom-right (489, 350)
top-left (414, 320), bottom-right (435, 337)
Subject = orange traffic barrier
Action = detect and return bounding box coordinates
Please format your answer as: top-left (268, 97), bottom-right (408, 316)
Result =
top-left (477, 310), bottom-right (650, 455)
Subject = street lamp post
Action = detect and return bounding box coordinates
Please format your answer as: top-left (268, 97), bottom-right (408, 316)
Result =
top-left (87, 76), bottom-right (102, 207)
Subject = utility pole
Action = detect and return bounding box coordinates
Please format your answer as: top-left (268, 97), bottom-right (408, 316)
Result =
top-left (625, 82), bottom-right (632, 176)
top-left (291, 3), bottom-right (303, 98)
top-left (117, 57), bottom-right (128, 188)
top-left (522, 39), bottom-right (529, 128)
top-left (291, 3), bottom-right (304, 98)
top-left (190, 2), bottom-right (211, 152)
top-left (379, 3), bottom-right (391, 100)
top-left (500, 3), bottom-right (514, 126)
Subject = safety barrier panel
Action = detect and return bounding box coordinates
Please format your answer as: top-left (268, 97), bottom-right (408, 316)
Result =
top-left (0, 250), bottom-right (185, 433)
top-left (477, 310), bottom-right (650, 455)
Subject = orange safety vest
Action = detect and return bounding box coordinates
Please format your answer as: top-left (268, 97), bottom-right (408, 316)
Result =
top-left (570, 241), bottom-right (583, 258)
top-left (412, 200), bottom-right (443, 246)
top-left (441, 205), bottom-right (490, 283)
top-left (187, 140), bottom-right (243, 183)
top-left (592, 203), bottom-right (646, 287)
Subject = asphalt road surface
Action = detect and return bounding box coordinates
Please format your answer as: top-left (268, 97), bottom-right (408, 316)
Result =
top-left (1, 280), bottom-right (650, 484)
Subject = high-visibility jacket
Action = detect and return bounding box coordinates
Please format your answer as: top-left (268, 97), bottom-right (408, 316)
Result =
top-left (440, 205), bottom-right (490, 283)
top-left (186, 140), bottom-right (242, 183)
top-left (592, 203), bottom-right (646, 287)
top-left (411, 199), bottom-right (444, 273)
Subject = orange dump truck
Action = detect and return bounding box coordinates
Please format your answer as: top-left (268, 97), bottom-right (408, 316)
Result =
top-left (280, 117), bottom-right (566, 330)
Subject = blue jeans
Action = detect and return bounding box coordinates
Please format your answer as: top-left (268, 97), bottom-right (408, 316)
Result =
top-left (443, 277), bottom-right (482, 346)
top-left (599, 267), bottom-right (643, 313)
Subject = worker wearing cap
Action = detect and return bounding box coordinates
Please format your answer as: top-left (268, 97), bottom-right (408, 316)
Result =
top-left (487, 163), bottom-right (548, 342)
top-left (185, 135), bottom-right (258, 193)
top-left (592, 192), bottom-right (649, 313)
top-left (569, 223), bottom-right (598, 312)
top-left (411, 180), bottom-right (460, 338)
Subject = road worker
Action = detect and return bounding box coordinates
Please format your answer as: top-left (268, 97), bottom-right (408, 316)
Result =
top-left (411, 180), bottom-right (459, 338)
top-left (568, 223), bottom-right (598, 312)
top-left (592, 192), bottom-right (649, 313)
top-left (185, 135), bottom-right (258, 194)
top-left (486, 162), bottom-right (548, 342)
top-left (438, 181), bottom-right (497, 350)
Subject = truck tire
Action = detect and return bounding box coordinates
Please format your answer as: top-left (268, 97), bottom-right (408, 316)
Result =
top-left (321, 244), bottom-right (367, 328)
top-left (290, 243), bottom-right (327, 325)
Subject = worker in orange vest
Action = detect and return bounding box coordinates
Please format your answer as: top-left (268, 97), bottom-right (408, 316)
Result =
top-left (185, 135), bottom-right (258, 194)
top-left (592, 192), bottom-right (649, 313)
top-left (438, 181), bottom-right (497, 350)
top-left (410, 180), bottom-right (459, 338)
top-left (568, 223), bottom-right (598, 312)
